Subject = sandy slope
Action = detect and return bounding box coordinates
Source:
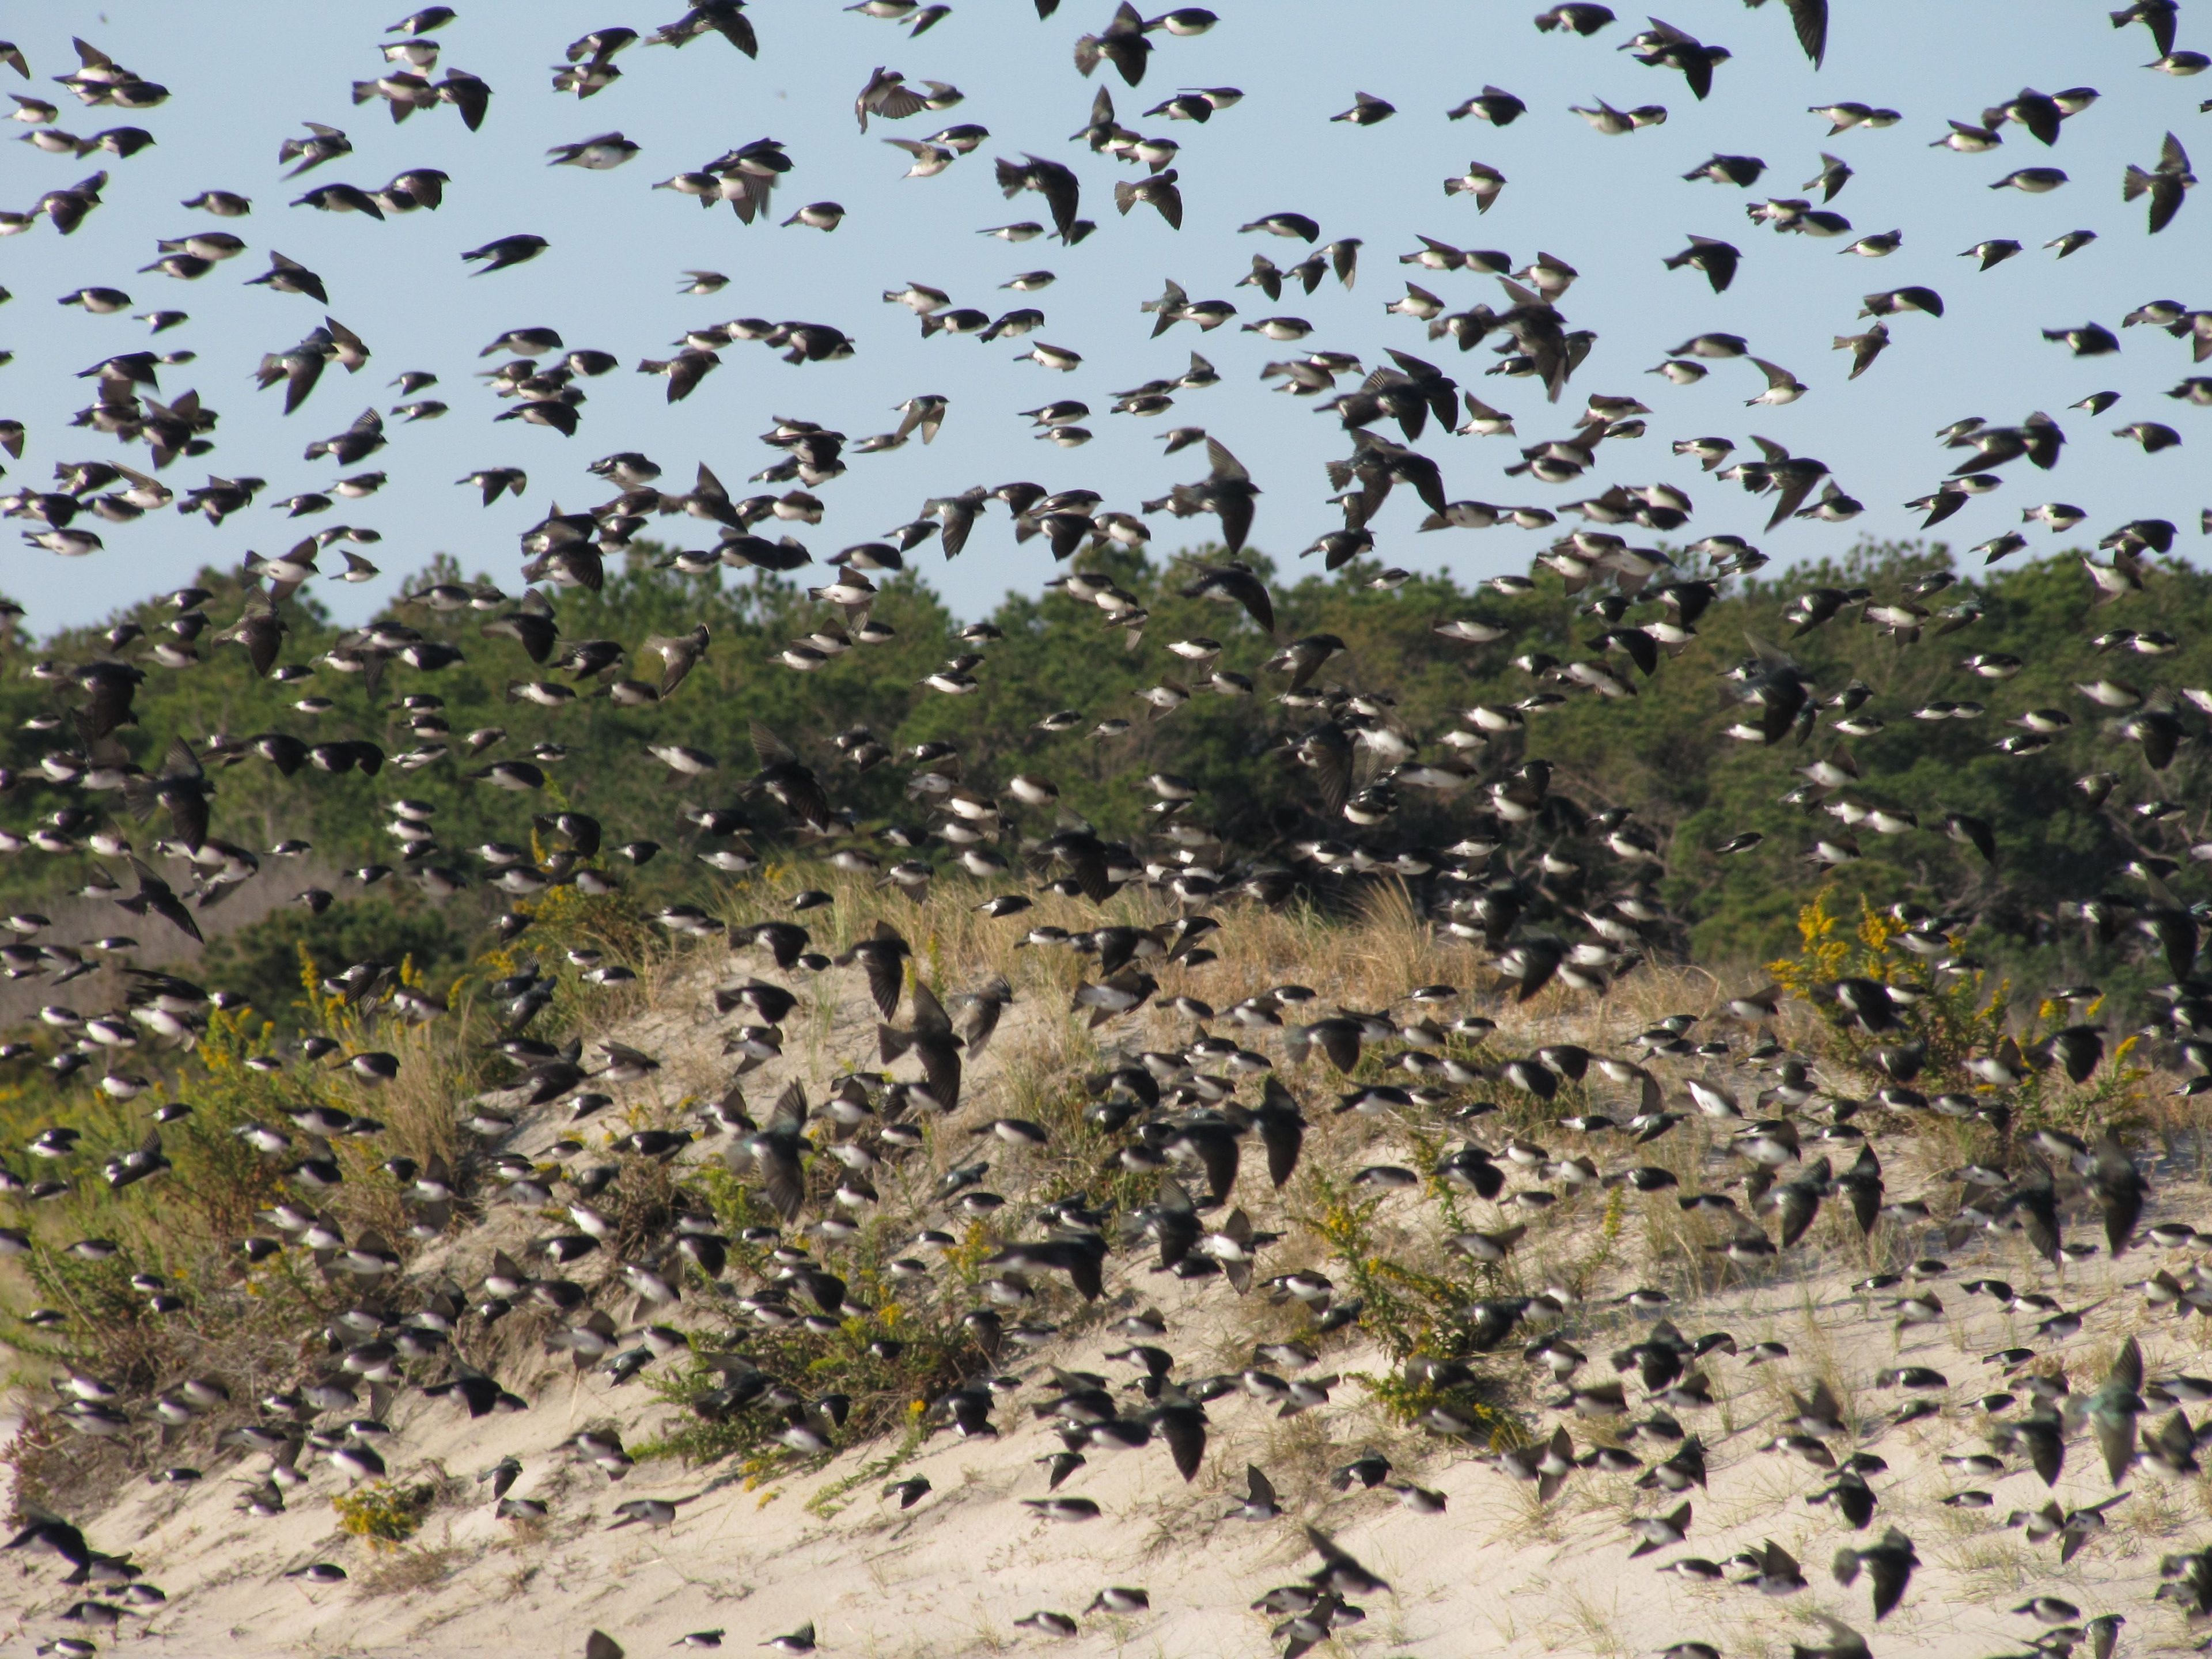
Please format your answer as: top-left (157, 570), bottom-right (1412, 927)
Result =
top-left (7, 945), bottom-right (2208, 1658)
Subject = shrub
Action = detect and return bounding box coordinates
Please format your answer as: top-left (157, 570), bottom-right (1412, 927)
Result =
top-left (334, 1479), bottom-right (437, 1546)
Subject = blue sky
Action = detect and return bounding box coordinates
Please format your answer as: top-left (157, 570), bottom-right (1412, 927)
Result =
top-left (0, 0), bottom-right (2205, 630)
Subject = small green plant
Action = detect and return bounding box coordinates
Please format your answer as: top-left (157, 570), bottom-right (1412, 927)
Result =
top-left (1297, 1169), bottom-right (1522, 1445)
top-left (334, 1479), bottom-right (436, 1546)
top-left (1770, 888), bottom-right (2161, 1136)
top-left (1770, 889), bottom-right (2012, 1078)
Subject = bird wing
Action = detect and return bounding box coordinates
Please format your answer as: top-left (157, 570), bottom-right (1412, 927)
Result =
top-left (2017, 1413), bottom-right (2064, 1484)
top-left (1304, 1525), bottom-right (1363, 1574)
top-left (1517, 315), bottom-right (1571, 403)
top-left (892, 399), bottom-right (934, 442)
top-left (1205, 437), bottom-right (1249, 482)
top-left (871, 83), bottom-right (929, 123)
top-left (282, 351), bottom-right (326, 415)
top-left (955, 990), bottom-right (1004, 1057)
top-left (909, 980), bottom-right (952, 1036)
top-left (862, 948), bottom-right (905, 1021)
top-left (1304, 724), bottom-right (1354, 814)
top-left (2149, 172), bottom-right (2187, 233)
top-left (756, 1138), bottom-right (805, 1221)
top-left (1215, 490), bottom-right (1257, 556)
top-left (1190, 1127), bottom-right (1240, 1203)
top-left (928, 496), bottom-right (975, 559)
top-left (1843, 1178), bottom-right (1881, 1236)
top-left (157, 733), bottom-right (204, 785)
top-left (665, 357), bottom-right (710, 402)
top-left (140, 872), bottom-right (203, 942)
top-left (766, 1079), bottom-right (807, 1137)
top-left (2090, 1402), bottom-right (2138, 1486)
top-left (1949, 814), bottom-right (1995, 863)
top-left (1804, 1378), bottom-right (1842, 1424)
top-left (704, 3), bottom-right (760, 55)
top-left (1063, 840), bottom-right (1112, 902)
top-left (2108, 1335), bottom-right (2143, 1394)
top-left (1256, 1097), bottom-right (1300, 1185)
top-left (1314, 1021), bottom-right (1363, 1073)
top-left (750, 720), bottom-right (797, 768)
top-left (1029, 157), bottom-right (1081, 239)
top-left (1397, 452), bottom-right (1448, 512)
top-left (168, 785), bottom-right (211, 853)
top-left (1777, 1181), bottom-right (1820, 1247)
top-left (1865, 1551), bottom-right (1909, 1619)
top-left (79, 671), bottom-right (137, 740)
top-left (2015, 1175), bottom-right (2061, 1264)
top-left (689, 461), bottom-right (734, 514)
top-left (1156, 1408), bottom-right (1205, 1480)
top-left (1225, 569), bottom-right (1274, 633)
top-left (2152, 1408), bottom-right (2198, 1468)
top-left (1765, 470), bottom-right (1820, 531)
top-left (2091, 1135), bottom-right (2145, 1251)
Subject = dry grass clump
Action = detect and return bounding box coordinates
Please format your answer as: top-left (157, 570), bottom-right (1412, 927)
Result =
top-left (353, 1541), bottom-right (464, 1597)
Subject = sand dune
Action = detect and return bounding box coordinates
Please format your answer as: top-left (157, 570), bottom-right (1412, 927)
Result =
top-left (9, 926), bottom-right (2200, 1658)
